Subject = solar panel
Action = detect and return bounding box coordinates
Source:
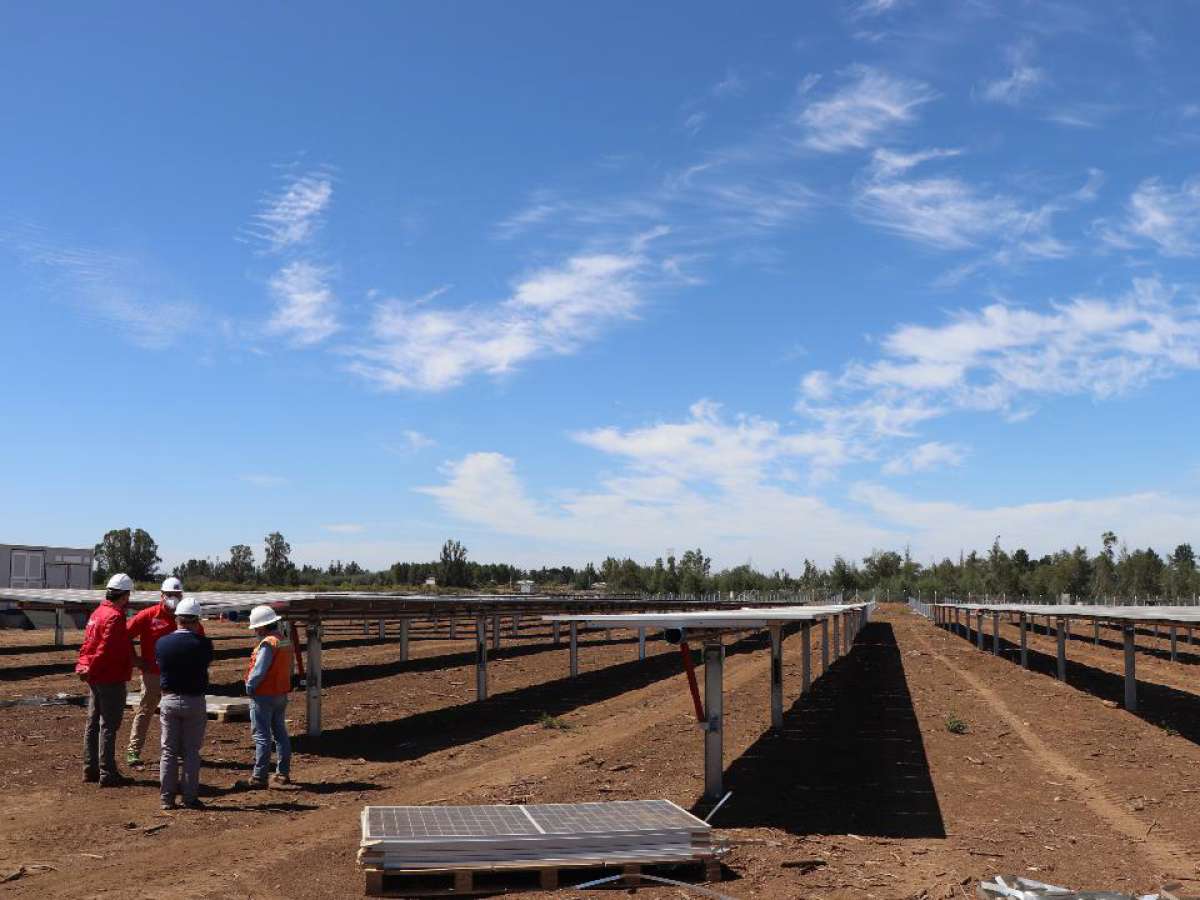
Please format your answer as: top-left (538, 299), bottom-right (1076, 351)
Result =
top-left (365, 805), bottom-right (538, 840)
top-left (526, 800), bottom-right (705, 835)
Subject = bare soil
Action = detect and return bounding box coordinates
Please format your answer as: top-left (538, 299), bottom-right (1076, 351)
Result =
top-left (2, 606), bottom-right (1199, 899)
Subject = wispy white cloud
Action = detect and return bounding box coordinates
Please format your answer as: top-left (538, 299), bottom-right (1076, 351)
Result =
top-left (322, 523), bottom-right (365, 534)
top-left (850, 0), bottom-right (903, 19)
top-left (980, 43), bottom-right (1045, 106)
top-left (1097, 175), bottom-right (1200, 257)
top-left (419, 403), bottom-right (892, 568)
top-left (267, 261), bottom-right (340, 345)
top-left (881, 441), bottom-right (966, 476)
top-left (346, 245), bottom-right (651, 391)
top-left (383, 430), bottom-right (437, 455)
top-left (712, 67), bottom-right (748, 98)
top-left (247, 169), bottom-right (334, 252)
top-left (683, 110), bottom-right (708, 136)
top-left (2, 224), bottom-right (204, 348)
top-left (798, 65), bottom-right (935, 153)
top-left (853, 482), bottom-right (1200, 562)
top-left (854, 148), bottom-right (1069, 260)
top-left (799, 278), bottom-right (1200, 446)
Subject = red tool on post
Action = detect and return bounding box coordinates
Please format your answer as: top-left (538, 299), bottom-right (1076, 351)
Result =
top-left (678, 641), bottom-right (706, 724)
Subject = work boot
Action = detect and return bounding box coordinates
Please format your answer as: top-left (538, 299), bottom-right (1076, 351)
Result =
top-left (248, 775), bottom-right (269, 789)
top-left (271, 773), bottom-right (291, 786)
top-left (83, 770), bottom-right (100, 784)
top-left (161, 797), bottom-right (177, 811)
top-left (98, 773), bottom-right (133, 788)
top-left (182, 798), bottom-right (205, 810)
top-left (126, 750), bottom-right (143, 767)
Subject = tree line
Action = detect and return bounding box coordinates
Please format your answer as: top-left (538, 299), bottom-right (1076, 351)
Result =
top-left (91, 526), bottom-right (1200, 600)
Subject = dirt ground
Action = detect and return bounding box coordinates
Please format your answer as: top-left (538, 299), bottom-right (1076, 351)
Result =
top-left (2, 605), bottom-right (1200, 899)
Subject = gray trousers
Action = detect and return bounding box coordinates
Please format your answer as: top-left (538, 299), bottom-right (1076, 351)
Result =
top-left (160, 694), bottom-right (207, 802)
top-left (84, 682), bottom-right (127, 779)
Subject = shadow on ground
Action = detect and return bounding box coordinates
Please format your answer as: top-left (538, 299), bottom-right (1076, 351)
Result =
top-left (947, 621), bottom-right (1200, 748)
top-left (710, 621), bottom-right (946, 839)
top-left (292, 629), bottom-right (780, 763)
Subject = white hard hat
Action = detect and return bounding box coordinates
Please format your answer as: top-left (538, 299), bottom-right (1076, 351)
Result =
top-left (248, 605), bottom-right (282, 630)
top-left (175, 597), bottom-right (202, 618)
top-left (106, 573), bottom-right (135, 592)
top-left (161, 576), bottom-right (183, 593)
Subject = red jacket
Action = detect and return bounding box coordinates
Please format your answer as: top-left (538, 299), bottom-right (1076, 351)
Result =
top-left (128, 602), bottom-right (205, 674)
top-left (75, 599), bottom-right (134, 685)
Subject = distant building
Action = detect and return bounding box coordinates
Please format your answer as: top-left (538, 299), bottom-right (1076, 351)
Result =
top-left (0, 544), bottom-right (93, 589)
top-left (591, 581), bottom-right (608, 592)
top-left (516, 579), bottom-right (535, 594)
top-left (423, 576), bottom-right (437, 587)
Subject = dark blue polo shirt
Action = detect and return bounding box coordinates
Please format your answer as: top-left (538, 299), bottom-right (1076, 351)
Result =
top-left (155, 629), bottom-right (214, 696)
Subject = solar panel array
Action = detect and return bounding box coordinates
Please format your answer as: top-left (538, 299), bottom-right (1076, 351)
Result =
top-left (358, 800), bottom-right (712, 871)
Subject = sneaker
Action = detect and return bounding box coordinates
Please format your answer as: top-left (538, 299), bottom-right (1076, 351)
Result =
top-left (126, 750), bottom-right (143, 767)
top-left (83, 770), bottom-right (100, 784)
top-left (98, 773), bottom-right (133, 788)
top-left (182, 798), bottom-right (205, 810)
top-left (248, 776), bottom-right (269, 789)
top-left (161, 797), bottom-right (177, 810)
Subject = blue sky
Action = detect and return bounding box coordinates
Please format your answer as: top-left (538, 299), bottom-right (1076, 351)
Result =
top-left (4, 1), bottom-right (1200, 572)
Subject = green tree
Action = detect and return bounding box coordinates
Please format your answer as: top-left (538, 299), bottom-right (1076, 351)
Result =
top-left (262, 532), bottom-right (293, 584)
top-left (227, 544), bottom-right (255, 583)
top-left (678, 548), bottom-right (711, 595)
top-left (438, 539), bottom-right (470, 587)
top-left (94, 527), bottom-right (161, 582)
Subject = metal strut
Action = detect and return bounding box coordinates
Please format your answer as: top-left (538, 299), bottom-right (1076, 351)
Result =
top-left (679, 641), bottom-right (706, 724)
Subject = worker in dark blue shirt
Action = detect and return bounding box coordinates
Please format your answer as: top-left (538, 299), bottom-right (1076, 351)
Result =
top-left (155, 598), bottom-right (214, 810)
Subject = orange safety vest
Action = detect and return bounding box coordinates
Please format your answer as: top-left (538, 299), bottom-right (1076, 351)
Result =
top-left (246, 634), bottom-right (293, 696)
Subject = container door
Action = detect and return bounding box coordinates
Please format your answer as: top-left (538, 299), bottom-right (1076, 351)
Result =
top-left (69, 564), bottom-right (91, 588)
top-left (11, 550), bottom-right (45, 588)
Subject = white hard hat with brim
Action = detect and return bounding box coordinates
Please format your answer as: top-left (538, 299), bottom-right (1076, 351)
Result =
top-left (248, 605), bottom-right (282, 629)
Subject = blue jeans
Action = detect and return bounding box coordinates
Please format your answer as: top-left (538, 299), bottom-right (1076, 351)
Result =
top-left (250, 694), bottom-right (291, 780)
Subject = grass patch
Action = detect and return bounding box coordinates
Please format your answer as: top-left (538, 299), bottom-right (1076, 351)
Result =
top-left (945, 714), bottom-right (969, 735)
top-left (538, 712), bottom-right (574, 731)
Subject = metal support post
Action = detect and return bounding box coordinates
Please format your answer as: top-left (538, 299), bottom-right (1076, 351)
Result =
top-left (449, 618), bottom-right (457, 640)
top-left (1123, 626), bottom-right (1137, 712)
top-left (475, 616), bottom-right (488, 701)
top-left (976, 612), bottom-right (984, 650)
top-left (638, 626), bottom-right (647, 661)
top-left (1056, 618), bottom-right (1067, 682)
top-left (512, 614), bottom-right (520, 637)
top-left (377, 619), bottom-right (385, 640)
top-left (832, 614), bottom-right (841, 661)
top-left (703, 641), bottom-right (724, 801)
top-left (552, 622), bottom-right (561, 645)
top-left (820, 618), bottom-right (829, 671)
top-left (569, 622), bottom-right (579, 678)
top-left (843, 612), bottom-right (851, 654)
top-left (399, 618), bottom-right (410, 662)
top-left (1093, 617), bottom-right (1099, 646)
top-left (306, 616), bottom-right (322, 737)
top-left (1170, 626), bottom-right (1178, 662)
top-left (54, 607), bottom-right (65, 648)
top-left (769, 625), bottom-right (783, 730)
top-left (801, 623), bottom-right (812, 693)
top-left (992, 611), bottom-right (1001, 655)
top-left (492, 613), bottom-right (501, 651)
top-left (1019, 613), bottom-right (1028, 669)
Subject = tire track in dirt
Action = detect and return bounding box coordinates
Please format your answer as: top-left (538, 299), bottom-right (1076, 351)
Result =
top-left (912, 620), bottom-right (1194, 881)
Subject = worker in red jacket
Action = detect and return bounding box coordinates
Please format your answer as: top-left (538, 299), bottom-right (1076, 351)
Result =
top-left (126, 576), bottom-right (205, 767)
top-left (76, 573), bottom-right (142, 786)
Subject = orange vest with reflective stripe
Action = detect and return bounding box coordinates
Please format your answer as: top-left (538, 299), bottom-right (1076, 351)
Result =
top-left (246, 635), bottom-right (293, 696)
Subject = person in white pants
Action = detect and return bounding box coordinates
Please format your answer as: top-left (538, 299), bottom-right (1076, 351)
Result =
top-left (155, 598), bottom-right (213, 810)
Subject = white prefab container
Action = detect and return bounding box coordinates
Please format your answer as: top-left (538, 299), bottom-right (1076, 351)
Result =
top-left (0, 544), bottom-right (94, 590)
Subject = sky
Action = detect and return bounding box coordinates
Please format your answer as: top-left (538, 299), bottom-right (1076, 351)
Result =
top-left (4, 1), bottom-right (1200, 574)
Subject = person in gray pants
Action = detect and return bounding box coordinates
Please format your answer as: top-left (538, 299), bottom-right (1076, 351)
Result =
top-left (154, 598), bottom-right (213, 810)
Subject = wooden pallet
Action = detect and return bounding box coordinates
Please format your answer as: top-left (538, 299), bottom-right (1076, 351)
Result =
top-left (125, 693), bottom-right (250, 722)
top-left (363, 858), bottom-right (720, 897)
